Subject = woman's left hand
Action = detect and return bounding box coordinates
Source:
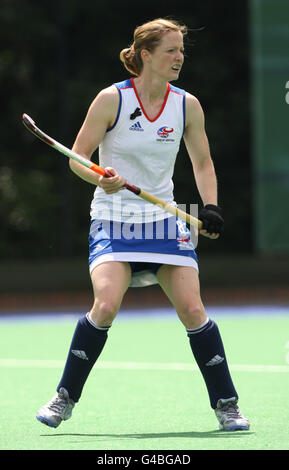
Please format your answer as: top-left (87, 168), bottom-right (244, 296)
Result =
top-left (199, 204), bottom-right (224, 239)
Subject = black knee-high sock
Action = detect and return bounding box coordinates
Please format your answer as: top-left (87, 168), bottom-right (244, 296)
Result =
top-left (187, 318), bottom-right (238, 409)
top-left (57, 314), bottom-right (110, 402)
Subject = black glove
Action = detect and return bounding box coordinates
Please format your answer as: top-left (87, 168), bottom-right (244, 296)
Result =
top-left (199, 204), bottom-right (224, 235)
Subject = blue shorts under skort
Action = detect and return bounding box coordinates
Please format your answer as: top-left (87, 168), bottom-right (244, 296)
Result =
top-left (88, 217), bottom-right (198, 288)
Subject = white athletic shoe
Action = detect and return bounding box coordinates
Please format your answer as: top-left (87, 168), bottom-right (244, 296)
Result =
top-left (36, 387), bottom-right (75, 428)
top-left (215, 397), bottom-right (250, 431)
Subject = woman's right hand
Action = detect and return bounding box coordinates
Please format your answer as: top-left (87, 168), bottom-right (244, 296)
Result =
top-left (98, 167), bottom-right (126, 194)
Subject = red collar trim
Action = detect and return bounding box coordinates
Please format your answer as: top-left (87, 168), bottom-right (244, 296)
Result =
top-left (130, 78), bottom-right (170, 122)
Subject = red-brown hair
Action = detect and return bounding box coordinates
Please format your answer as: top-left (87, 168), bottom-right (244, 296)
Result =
top-left (120, 18), bottom-right (188, 76)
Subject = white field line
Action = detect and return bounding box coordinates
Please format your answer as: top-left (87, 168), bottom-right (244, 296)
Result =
top-left (0, 358), bottom-right (289, 373)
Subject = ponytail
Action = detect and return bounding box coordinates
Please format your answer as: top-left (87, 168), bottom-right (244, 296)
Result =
top-left (119, 45), bottom-right (143, 76)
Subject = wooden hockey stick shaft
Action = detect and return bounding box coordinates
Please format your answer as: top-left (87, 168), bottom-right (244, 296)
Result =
top-left (22, 113), bottom-right (202, 229)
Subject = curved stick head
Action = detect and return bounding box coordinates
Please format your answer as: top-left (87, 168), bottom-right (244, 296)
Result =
top-left (22, 114), bottom-right (55, 146)
top-left (22, 113), bottom-right (36, 130)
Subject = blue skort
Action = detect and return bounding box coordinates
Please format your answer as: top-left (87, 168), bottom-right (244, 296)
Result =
top-left (89, 217), bottom-right (198, 287)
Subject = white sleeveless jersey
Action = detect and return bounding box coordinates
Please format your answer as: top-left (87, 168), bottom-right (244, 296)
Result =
top-left (90, 78), bottom-right (186, 223)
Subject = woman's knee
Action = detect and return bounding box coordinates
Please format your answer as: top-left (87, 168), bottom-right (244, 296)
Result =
top-left (90, 299), bottom-right (119, 326)
top-left (89, 262), bottom-right (131, 326)
top-left (177, 301), bottom-right (207, 329)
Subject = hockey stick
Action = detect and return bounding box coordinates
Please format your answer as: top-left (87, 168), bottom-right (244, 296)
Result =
top-left (22, 113), bottom-right (202, 229)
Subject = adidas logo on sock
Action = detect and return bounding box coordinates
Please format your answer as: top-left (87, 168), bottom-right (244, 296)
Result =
top-left (71, 350), bottom-right (89, 360)
top-left (129, 121), bottom-right (144, 132)
top-left (205, 354), bottom-right (224, 367)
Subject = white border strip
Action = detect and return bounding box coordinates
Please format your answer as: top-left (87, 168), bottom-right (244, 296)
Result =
top-left (89, 252), bottom-right (198, 274)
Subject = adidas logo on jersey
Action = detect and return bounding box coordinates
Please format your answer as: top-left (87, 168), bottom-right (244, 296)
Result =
top-left (129, 121), bottom-right (144, 132)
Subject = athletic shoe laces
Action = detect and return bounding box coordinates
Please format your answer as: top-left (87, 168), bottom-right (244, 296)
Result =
top-left (48, 389), bottom-right (70, 414)
top-left (219, 401), bottom-right (242, 419)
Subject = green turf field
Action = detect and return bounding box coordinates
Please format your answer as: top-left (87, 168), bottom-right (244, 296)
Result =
top-left (0, 310), bottom-right (288, 451)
